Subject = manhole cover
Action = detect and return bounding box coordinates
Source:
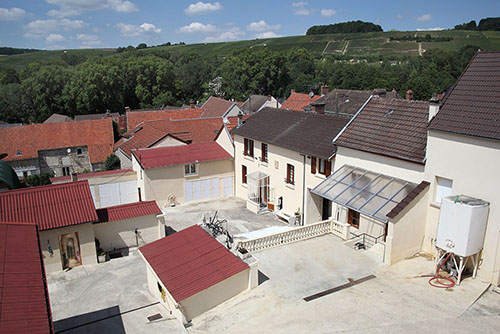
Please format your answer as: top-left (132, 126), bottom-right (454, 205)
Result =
top-left (147, 313), bottom-right (163, 321)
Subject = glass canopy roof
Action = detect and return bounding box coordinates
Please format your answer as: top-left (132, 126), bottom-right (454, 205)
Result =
top-left (311, 165), bottom-right (417, 222)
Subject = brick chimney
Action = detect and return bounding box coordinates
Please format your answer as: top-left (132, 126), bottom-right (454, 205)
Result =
top-left (267, 94), bottom-right (272, 101)
top-left (429, 93), bottom-right (440, 122)
top-left (406, 89), bottom-right (414, 101)
top-left (312, 102), bottom-right (325, 114)
top-left (189, 99), bottom-right (195, 109)
top-left (321, 84), bottom-right (328, 96)
top-left (71, 172), bottom-right (78, 182)
top-left (124, 106), bottom-right (130, 113)
top-left (290, 89), bottom-right (295, 96)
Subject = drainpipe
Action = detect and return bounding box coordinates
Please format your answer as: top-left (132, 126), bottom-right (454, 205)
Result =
top-left (301, 154), bottom-right (306, 226)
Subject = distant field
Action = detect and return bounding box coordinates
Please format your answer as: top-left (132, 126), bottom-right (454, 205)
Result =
top-left (1, 30), bottom-right (500, 68)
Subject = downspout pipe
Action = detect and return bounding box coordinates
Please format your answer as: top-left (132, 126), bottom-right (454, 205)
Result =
top-left (301, 154), bottom-right (306, 226)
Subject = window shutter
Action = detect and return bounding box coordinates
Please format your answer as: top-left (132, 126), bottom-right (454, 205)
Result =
top-left (311, 157), bottom-right (316, 174)
top-left (242, 165), bottom-right (247, 184)
top-left (325, 160), bottom-right (331, 177)
top-left (286, 164), bottom-right (291, 183)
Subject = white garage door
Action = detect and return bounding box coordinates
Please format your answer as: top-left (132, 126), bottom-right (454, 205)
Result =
top-left (99, 180), bottom-right (138, 208)
top-left (223, 177), bottom-right (233, 197)
top-left (184, 178), bottom-right (220, 202)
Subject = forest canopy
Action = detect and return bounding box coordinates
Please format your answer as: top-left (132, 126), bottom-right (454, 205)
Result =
top-left (306, 21), bottom-right (383, 35)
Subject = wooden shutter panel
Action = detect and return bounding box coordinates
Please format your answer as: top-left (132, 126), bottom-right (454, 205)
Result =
top-left (325, 160), bottom-right (331, 177)
top-left (242, 165), bottom-right (247, 184)
top-left (286, 164), bottom-right (291, 183)
top-left (311, 157), bottom-right (316, 174)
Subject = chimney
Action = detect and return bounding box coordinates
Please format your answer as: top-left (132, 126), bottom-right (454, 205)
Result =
top-left (373, 88), bottom-right (386, 97)
top-left (406, 89), bottom-right (414, 101)
top-left (237, 110), bottom-right (243, 127)
top-left (321, 84), bottom-right (328, 96)
top-left (267, 94), bottom-right (271, 101)
top-left (189, 99), bottom-right (195, 109)
top-left (71, 172), bottom-right (78, 182)
top-left (124, 106), bottom-right (130, 113)
top-left (291, 89), bottom-right (295, 96)
top-left (105, 109), bottom-right (111, 117)
top-left (313, 102), bottom-right (325, 114)
top-left (429, 93), bottom-right (440, 122)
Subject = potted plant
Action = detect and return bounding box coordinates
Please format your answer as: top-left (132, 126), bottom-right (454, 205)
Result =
top-left (295, 208), bottom-right (301, 226)
top-left (95, 238), bottom-right (106, 263)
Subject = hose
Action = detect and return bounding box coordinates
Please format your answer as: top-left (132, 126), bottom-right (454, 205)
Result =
top-left (423, 252), bottom-right (456, 288)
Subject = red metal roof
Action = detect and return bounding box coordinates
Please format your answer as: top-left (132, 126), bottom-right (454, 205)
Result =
top-left (139, 225), bottom-right (248, 302)
top-left (281, 92), bottom-right (321, 111)
top-left (133, 142), bottom-right (232, 169)
top-left (50, 169), bottom-right (134, 183)
top-left (0, 118), bottom-right (114, 164)
top-left (96, 201), bottom-right (162, 223)
top-left (0, 181), bottom-right (98, 231)
top-left (0, 222), bottom-right (54, 334)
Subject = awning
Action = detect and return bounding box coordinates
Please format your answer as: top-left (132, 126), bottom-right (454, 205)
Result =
top-left (247, 171), bottom-right (269, 183)
top-left (311, 165), bottom-right (418, 222)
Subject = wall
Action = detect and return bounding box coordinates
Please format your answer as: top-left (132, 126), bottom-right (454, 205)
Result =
top-left (386, 187), bottom-right (429, 264)
top-left (116, 148), bottom-right (132, 170)
top-left (234, 135), bottom-right (305, 218)
top-left (137, 159), bottom-right (234, 209)
top-left (215, 126), bottom-right (234, 157)
top-left (152, 135), bottom-right (187, 148)
top-left (179, 268), bottom-right (250, 321)
top-left (93, 214), bottom-right (161, 251)
top-left (39, 222), bottom-right (97, 273)
top-left (335, 147), bottom-right (425, 184)
top-left (38, 145), bottom-right (91, 176)
top-left (424, 130), bottom-right (500, 285)
top-left (9, 158), bottom-right (40, 178)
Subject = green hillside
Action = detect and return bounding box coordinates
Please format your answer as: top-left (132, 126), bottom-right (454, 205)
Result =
top-left (1, 30), bottom-right (500, 68)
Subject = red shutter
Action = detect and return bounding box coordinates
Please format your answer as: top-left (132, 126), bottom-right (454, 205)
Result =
top-left (244, 138), bottom-right (248, 156)
top-left (325, 160), bottom-right (331, 177)
top-left (286, 164), bottom-right (291, 183)
top-left (242, 165), bottom-right (247, 184)
top-left (311, 157), bottom-right (316, 174)
top-left (250, 140), bottom-right (254, 157)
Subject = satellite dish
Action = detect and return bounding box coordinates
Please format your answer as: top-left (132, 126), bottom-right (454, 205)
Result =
top-left (309, 91), bottom-right (314, 98)
top-left (66, 148), bottom-right (71, 153)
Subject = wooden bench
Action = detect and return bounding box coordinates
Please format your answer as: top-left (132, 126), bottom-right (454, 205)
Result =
top-left (276, 209), bottom-right (295, 225)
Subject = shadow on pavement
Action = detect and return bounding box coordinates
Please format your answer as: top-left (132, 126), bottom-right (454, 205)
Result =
top-left (54, 305), bottom-right (125, 334)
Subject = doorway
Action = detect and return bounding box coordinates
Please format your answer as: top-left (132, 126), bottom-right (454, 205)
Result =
top-left (59, 232), bottom-right (82, 269)
top-left (322, 198), bottom-right (332, 220)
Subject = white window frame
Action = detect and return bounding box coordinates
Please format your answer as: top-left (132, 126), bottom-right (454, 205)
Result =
top-left (62, 166), bottom-right (70, 177)
top-left (185, 163), bottom-right (197, 176)
top-left (434, 176), bottom-right (453, 204)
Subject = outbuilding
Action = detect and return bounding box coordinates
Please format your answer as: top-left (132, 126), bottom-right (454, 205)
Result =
top-left (139, 225), bottom-right (257, 324)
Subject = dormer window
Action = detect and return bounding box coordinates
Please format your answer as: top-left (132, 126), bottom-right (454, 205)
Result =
top-left (16, 150), bottom-right (22, 156)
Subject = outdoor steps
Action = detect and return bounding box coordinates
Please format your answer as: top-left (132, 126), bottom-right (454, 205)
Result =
top-left (258, 207), bottom-right (272, 215)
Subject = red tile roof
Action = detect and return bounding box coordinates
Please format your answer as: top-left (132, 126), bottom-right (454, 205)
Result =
top-left (0, 181), bottom-right (98, 231)
top-left (335, 97), bottom-right (429, 163)
top-left (116, 118), bottom-right (227, 158)
top-left (96, 201), bottom-right (161, 223)
top-left (429, 51), bottom-right (500, 141)
top-left (281, 92), bottom-right (321, 111)
top-left (139, 225), bottom-right (248, 302)
top-left (0, 118), bottom-right (114, 164)
top-left (126, 109), bottom-right (203, 130)
top-left (200, 96), bottom-right (235, 118)
top-left (133, 142), bottom-right (232, 169)
top-left (0, 222), bottom-right (54, 334)
top-left (50, 169), bottom-right (134, 183)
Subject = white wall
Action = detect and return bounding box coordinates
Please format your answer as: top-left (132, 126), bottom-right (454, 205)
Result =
top-left (152, 135), bottom-right (187, 148)
top-left (93, 214), bottom-right (161, 251)
top-left (216, 125), bottom-right (235, 157)
top-left (424, 130), bottom-right (500, 285)
top-left (116, 148), bottom-right (132, 170)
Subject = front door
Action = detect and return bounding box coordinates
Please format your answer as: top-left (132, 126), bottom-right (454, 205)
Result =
top-left (322, 198), bottom-right (332, 220)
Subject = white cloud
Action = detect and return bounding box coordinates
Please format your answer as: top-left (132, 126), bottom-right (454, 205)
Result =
top-left (416, 27), bottom-right (444, 31)
top-left (203, 27), bottom-right (244, 43)
top-left (0, 7), bottom-right (27, 21)
top-left (46, 34), bottom-right (65, 43)
top-left (46, 0), bottom-right (137, 18)
top-left (417, 14), bottom-right (432, 22)
top-left (255, 31), bottom-right (281, 39)
top-left (397, 15), bottom-right (404, 20)
top-left (185, 2), bottom-right (222, 15)
top-left (292, 2), bottom-right (314, 16)
top-left (24, 18), bottom-right (87, 38)
top-left (178, 22), bottom-right (216, 34)
top-left (246, 20), bottom-right (280, 32)
top-left (320, 9), bottom-right (336, 17)
top-left (116, 22), bottom-right (161, 37)
top-left (77, 33), bottom-right (102, 47)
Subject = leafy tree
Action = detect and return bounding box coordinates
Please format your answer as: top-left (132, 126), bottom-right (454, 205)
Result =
top-left (478, 17), bottom-right (500, 31)
top-left (23, 173), bottom-right (53, 187)
top-left (137, 43), bottom-right (147, 49)
top-left (454, 20), bottom-right (477, 30)
top-left (105, 154), bottom-right (121, 170)
top-left (307, 20), bottom-right (383, 35)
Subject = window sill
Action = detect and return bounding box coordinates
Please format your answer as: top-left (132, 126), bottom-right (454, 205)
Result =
top-left (260, 161), bottom-right (268, 167)
top-left (314, 173), bottom-right (326, 180)
top-left (185, 173), bottom-right (199, 179)
top-left (430, 201), bottom-right (441, 209)
top-left (244, 155), bottom-right (255, 162)
top-left (242, 183), bottom-right (247, 188)
top-left (285, 182), bottom-right (295, 190)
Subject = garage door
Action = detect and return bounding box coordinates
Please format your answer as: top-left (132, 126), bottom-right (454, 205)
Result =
top-left (99, 180), bottom-right (139, 208)
top-left (184, 178), bottom-right (220, 202)
top-left (223, 177), bottom-right (232, 197)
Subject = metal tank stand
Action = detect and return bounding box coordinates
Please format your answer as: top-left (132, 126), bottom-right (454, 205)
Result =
top-left (435, 248), bottom-right (481, 285)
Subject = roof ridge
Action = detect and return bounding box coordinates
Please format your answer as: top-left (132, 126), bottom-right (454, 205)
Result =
top-left (0, 179), bottom-right (89, 195)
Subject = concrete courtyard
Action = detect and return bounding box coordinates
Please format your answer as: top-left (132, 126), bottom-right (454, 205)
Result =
top-left (47, 198), bottom-right (500, 333)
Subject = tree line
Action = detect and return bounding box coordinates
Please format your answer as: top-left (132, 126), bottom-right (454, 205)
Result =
top-left (307, 21), bottom-right (383, 35)
top-left (0, 45), bottom-right (478, 124)
top-left (455, 17), bottom-right (500, 31)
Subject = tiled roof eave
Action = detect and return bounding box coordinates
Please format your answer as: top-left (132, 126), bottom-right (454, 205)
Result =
top-left (337, 143), bottom-right (426, 165)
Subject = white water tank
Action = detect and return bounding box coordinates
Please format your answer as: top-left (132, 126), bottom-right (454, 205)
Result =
top-left (436, 195), bottom-right (489, 257)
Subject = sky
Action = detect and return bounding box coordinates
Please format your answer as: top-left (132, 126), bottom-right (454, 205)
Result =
top-left (0, 1), bottom-right (499, 50)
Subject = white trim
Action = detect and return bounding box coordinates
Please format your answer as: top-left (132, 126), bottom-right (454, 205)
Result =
top-left (332, 95), bottom-right (373, 144)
